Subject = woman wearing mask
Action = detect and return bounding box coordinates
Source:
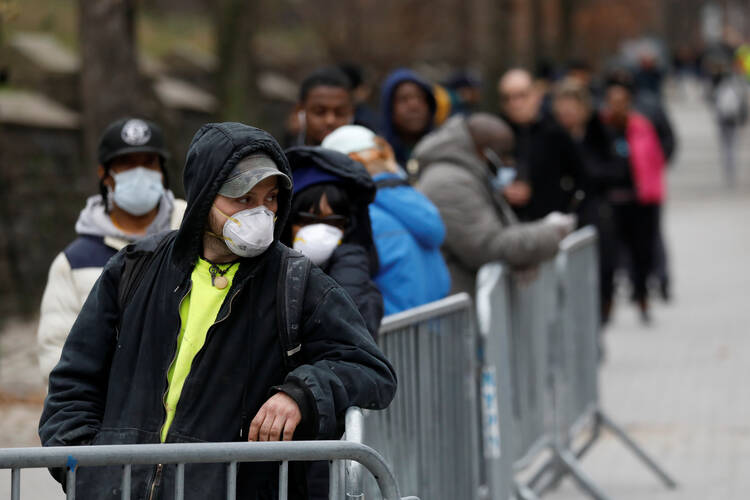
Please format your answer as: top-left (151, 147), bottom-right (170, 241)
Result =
top-left (283, 146), bottom-right (383, 500)
top-left (283, 146), bottom-right (383, 340)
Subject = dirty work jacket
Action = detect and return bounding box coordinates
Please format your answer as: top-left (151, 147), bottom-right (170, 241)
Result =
top-left (39, 123), bottom-right (397, 500)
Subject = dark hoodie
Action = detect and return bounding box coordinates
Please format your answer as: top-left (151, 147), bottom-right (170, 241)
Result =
top-left (39, 123), bottom-right (396, 499)
top-left (380, 68), bottom-right (437, 165)
top-left (284, 146), bottom-right (383, 338)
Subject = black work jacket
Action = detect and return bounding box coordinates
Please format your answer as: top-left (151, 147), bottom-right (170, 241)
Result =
top-left (39, 123), bottom-right (396, 499)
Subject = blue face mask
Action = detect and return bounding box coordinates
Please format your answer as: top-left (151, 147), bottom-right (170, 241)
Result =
top-left (111, 167), bottom-right (164, 216)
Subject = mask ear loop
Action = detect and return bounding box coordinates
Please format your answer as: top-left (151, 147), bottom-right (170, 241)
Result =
top-left (206, 205), bottom-right (236, 243)
top-left (213, 205), bottom-right (241, 225)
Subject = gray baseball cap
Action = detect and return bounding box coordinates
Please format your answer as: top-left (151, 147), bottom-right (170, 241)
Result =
top-left (218, 154), bottom-right (292, 198)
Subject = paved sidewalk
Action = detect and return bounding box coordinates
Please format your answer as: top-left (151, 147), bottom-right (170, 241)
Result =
top-left (546, 83), bottom-right (750, 499)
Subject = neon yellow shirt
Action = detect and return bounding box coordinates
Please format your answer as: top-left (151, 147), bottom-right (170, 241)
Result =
top-left (160, 258), bottom-right (239, 442)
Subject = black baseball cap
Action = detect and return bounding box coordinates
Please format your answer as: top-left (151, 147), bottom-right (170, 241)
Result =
top-left (97, 117), bottom-right (170, 166)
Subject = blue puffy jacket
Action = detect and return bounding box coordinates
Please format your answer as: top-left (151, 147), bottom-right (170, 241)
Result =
top-left (370, 172), bottom-right (451, 315)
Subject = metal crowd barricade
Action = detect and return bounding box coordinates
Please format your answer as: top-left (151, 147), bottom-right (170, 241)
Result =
top-left (477, 227), bottom-right (676, 500)
top-left (355, 293), bottom-right (482, 500)
top-left (525, 227), bottom-right (677, 500)
top-left (476, 261), bottom-right (559, 500)
top-left (0, 407), bottom-right (417, 500)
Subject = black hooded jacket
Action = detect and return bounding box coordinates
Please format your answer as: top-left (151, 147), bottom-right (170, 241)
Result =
top-left (39, 123), bottom-right (396, 499)
top-left (284, 146), bottom-right (384, 338)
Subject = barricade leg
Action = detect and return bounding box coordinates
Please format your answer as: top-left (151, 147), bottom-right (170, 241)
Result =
top-left (515, 481), bottom-right (541, 500)
top-left (554, 447), bottom-right (610, 500)
top-left (598, 411), bottom-right (677, 489)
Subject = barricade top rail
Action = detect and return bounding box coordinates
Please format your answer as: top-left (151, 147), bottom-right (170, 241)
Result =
top-left (0, 440), bottom-right (406, 500)
top-left (379, 292), bottom-right (472, 334)
top-left (559, 225), bottom-right (597, 253)
top-left (0, 441), bottom-right (387, 470)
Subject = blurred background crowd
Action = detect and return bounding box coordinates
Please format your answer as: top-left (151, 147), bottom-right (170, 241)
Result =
top-left (1, 0), bottom-right (748, 329)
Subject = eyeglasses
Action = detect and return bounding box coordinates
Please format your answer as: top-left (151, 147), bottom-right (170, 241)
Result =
top-left (294, 212), bottom-right (348, 229)
top-left (500, 90), bottom-right (531, 102)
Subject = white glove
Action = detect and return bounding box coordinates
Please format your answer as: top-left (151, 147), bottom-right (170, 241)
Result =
top-left (543, 211), bottom-right (577, 238)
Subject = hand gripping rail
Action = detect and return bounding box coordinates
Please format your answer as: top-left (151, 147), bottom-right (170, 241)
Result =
top-left (0, 426), bottom-right (415, 500)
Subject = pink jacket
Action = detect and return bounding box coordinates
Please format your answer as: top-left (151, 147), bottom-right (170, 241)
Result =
top-left (626, 112), bottom-right (666, 204)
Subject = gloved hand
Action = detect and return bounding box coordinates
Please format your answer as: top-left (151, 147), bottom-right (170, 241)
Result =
top-left (543, 211), bottom-right (577, 239)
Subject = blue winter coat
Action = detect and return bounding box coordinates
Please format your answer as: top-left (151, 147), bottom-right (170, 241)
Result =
top-left (370, 173), bottom-right (451, 315)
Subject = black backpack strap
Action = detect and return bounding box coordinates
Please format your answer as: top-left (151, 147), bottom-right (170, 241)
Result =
top-left (375, 177), bottom-right (411, 189)
top-left (276, 249), bottom-right (312, 371)
top-left (117, 233), bottom-right (173, 312)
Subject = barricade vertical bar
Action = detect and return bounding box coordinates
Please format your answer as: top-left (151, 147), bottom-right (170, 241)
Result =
top-left (175, 463), bottom-right (185, 500)
top-left (226, 461), bottom-right (237, 500)
top-left (66, 467), bottom-right (76, 500)
top-left (279, 461), bottom-right (289, 500)
top-left (328, 459), bottom-right (340, 499)
top-left (121, 464), bottom-right (131, 500)
top-left (11, 468), bottom-right (20, 500)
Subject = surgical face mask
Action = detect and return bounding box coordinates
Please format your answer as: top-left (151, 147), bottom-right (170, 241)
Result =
top-left (293, 223), bottom-right (343, 266)
top-left (484, 148), bottom-right (517, 190)
top-left (214, 205), bottom-right (275, 258)
top-left (111, 167), bottom-right (164, 216)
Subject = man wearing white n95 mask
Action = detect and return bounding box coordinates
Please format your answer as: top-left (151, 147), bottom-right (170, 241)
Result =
top-left (39, 123), bottom-right (395, 499)
top-left (37, 117), bottom-right (186, 383)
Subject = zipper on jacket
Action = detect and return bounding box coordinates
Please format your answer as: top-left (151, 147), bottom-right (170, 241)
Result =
top-left (147, 281), bottom-right (191, 500)
top-left (147, 463), bottom-right (163, 500)
top-left (148, 280), bottom-right (244, 496)
top-left (158, 281), bottom-right (193, 439)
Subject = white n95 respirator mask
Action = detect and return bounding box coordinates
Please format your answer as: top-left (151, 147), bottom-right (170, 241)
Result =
top-left (214, 205), bottom-right (275, 258)
top-left (293, 223), bottom-right (343, 265)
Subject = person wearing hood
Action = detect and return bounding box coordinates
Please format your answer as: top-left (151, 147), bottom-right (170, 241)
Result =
top-left (322, 125), bottom-right (451, 315)
top-left (36, 117), bottom-right (186, 383)
top-left (414, 113), bottom-right (576, 296)
top-left (39, 123), bottom-right (396, 499)
top-left (380, 68), bottom-right (437, 167)
top-left (283, 146), bottom-right (384, 338)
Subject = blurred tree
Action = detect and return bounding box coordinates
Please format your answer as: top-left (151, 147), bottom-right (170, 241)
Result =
top-left (559, 0), bottom-right (577, 63)
top-left (482, 0), bottom-right (514, 112)
top-left (214, 0), bottom-right (261, 124)
top-left (79, 0), bottom-right (142, 163)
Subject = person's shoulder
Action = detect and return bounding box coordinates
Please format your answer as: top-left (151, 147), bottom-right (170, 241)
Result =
top-left (125, 231), bottom-right (177, 254)
top-left (63, 235), bottom-right (117, 270)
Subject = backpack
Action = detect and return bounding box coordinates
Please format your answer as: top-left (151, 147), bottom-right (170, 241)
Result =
top-left (716, 77), bottom-right (746, 121)
top-left (117, 237), bottom-right (312, 371)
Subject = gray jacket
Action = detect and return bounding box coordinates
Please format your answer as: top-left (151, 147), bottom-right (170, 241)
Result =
top-left (414, 116), bottom-right (561, 296)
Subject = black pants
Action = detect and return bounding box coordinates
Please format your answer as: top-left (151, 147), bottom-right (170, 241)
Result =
top-left (578, 198), bottom-right (618, 321)
top-left (612, 202), bottom-right (659, 302)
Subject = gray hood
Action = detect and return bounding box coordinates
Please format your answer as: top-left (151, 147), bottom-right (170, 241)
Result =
top-left (413, 115), bottom-right (487, 180)
top-left (74, 191), bottom-right (176, 242)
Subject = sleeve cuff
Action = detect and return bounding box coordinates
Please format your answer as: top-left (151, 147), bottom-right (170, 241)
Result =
top-left (271, 380), bottom-right (316, 438)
